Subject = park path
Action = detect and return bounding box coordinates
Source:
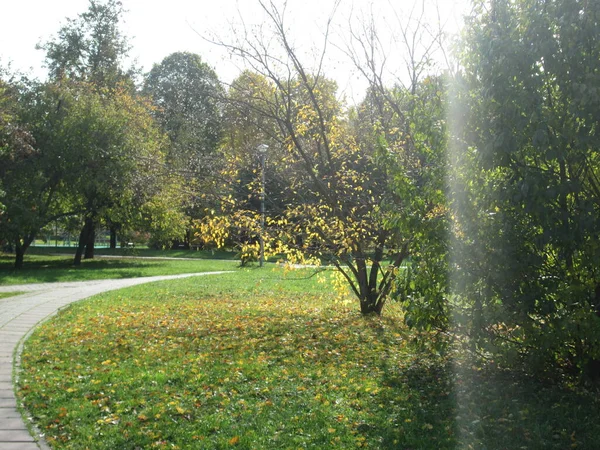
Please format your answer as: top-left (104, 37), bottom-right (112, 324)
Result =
top-left (0, 272), bottom-right (231, 449)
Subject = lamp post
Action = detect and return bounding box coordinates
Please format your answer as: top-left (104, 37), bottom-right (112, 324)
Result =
top-left (257, 144), bottom-right (268, 267)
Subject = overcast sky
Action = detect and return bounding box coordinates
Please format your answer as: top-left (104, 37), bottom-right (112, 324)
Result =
top-left (0, 0), bottom-right (469, 101)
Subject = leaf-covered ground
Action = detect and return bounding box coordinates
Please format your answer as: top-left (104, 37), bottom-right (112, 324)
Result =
top-left (18, 269), bottom-right (600, 449)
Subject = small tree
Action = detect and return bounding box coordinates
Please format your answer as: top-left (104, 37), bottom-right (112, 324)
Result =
top-left (203, 1), bottom-right (448, 315)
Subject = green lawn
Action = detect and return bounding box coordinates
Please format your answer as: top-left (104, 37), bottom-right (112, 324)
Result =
top-left (16, 268), bottom-right (600, 449)
top-left (0, 252), bottom-right (239, 285)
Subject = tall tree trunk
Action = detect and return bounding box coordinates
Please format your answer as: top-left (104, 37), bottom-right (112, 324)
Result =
top-left (84, 221), bottom-right (96, 259)
top-left (110, 225), bottom-right (117, 249)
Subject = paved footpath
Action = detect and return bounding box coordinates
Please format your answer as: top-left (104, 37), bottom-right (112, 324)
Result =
top-left (0, 272), bottom-right (231, 449)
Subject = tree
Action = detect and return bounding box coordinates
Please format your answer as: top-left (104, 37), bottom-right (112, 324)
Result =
top-left (0, 76), bottom-right (24, 214)
top-left (222, 71), bottom-right (276, 156)
top-left (41, 0), bottom-right (167, 261)
top-left (143, 52), bottom-right (225, 247)
top-left (453, 0), bottom-right (600, 378)
top-left (144, 52), bottom-right (223, 174)
top-left (339, 0), bottom-right (452, 324)
top-left (40, 0), bottom-right (132, 88)
top-left (196, 71), bottom-right (285, 260)
top-left (0, 78), bottom-right (83, 268)
top-left (351, 77), bottom-right (449, 326)
top-left (0, 76), bottom-right (41, 267)
top-left (55, 81), bottom-right (167, 265)
top-left (203, 1), bottom-right (448, 315)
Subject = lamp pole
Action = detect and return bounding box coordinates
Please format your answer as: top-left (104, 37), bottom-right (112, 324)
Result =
top-left (257, 144), bottom-right (268, 267)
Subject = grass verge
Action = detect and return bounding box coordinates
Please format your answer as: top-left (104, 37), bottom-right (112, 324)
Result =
top-left (17, 268), bottom-right (600, 449)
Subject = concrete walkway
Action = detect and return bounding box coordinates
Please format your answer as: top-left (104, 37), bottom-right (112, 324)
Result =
top-left (0, 272), bottom-right (231, 449)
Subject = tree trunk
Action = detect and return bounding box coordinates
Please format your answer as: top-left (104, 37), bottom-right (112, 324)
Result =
top-left (74, 218), bottom-right (94, 266)
top-left (13, 235), bottom-right (34, 270)
top-left (356, 251), bottom-right (388, 316)
top-left (360, 295), bottom-right (384, 315)
top-left (14, 248), bottom-right (25, 270)
top-left (14, 242), bottom-right (26, 270)
top-left (84, 221), bottom-right (96, 259)
top-left (110, 226), bottom-right (117, 249)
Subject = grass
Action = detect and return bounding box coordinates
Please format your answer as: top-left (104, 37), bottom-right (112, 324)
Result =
top-left (0, 252), bottom-right (239, 285)
top-left (26, 246), bottom-right (238, 260)
top-left (16, 268), bottom-right (600, 449)
top-left (0, 291), bottom-right (25, 299)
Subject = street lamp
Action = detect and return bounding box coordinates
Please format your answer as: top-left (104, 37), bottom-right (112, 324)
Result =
top-left (257, 144), bottom-right (269, 267)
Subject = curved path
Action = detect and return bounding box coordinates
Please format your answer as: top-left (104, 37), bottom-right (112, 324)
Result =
top-left (0, 272), bottom-right (231, 449)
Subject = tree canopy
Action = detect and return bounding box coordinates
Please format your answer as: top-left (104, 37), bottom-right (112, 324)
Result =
top-left (4, 0), bottom-right (600, 383)
top-left (144, 52), bottom-right (223, 174)
top-left (40, 0), bottom-right (132, 87)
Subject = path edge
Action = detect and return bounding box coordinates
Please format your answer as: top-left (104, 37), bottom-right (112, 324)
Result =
top-left (13, 311), bottom-right (58, 450)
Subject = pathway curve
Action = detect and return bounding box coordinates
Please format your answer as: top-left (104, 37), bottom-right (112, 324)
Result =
top-left (0, 272), bottom-right (231, 449)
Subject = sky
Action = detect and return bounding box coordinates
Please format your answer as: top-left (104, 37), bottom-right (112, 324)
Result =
top-left (0, 0), bottom-right (469, 102)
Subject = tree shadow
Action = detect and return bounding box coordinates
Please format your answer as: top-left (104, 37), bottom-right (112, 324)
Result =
top-left (449, 366), bottom-right (600, 449)
top-left (364, 333), bottom-right (600, 449)
top-left (364, 340), bottom-right (457, 449)
top-left (0, 256), bottom-right (162, 283)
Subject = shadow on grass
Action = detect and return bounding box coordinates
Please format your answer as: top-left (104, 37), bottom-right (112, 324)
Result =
top-left (26, 246), bottom-right (238, 260)
top-left (363, 328), bottom-right (457, 449)
top-left (0, 254), bottom-right (172, 284)
top-left (450, 366), bottom-right (600, 449)
top-left (339, 321), bottom-right (600, 450)
top-left (220, 309), bottom-right (600, 449)
top-left (366, 348), bottom-right (600, 449)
